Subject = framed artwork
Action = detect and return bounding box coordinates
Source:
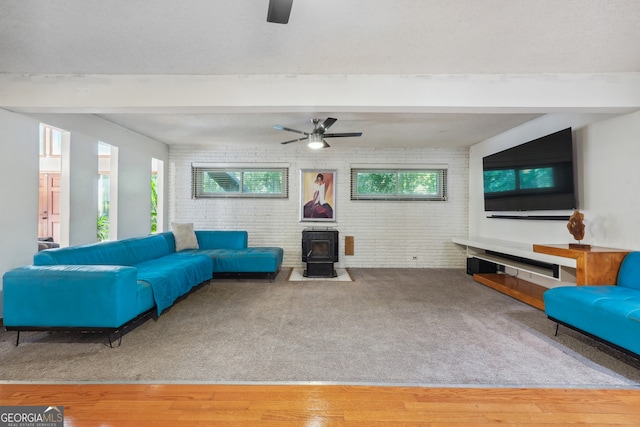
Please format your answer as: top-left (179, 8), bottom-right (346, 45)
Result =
top-left (300, 170), bottom-right (336, 222)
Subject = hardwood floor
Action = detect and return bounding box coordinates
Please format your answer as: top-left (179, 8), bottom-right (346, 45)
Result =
top-left (1, 383), bottom-right (639, 426)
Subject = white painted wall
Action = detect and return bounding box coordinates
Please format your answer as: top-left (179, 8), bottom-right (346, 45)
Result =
top-left (579, 111), bottom-right (640, 249)
top-left (66, 131), bottom-right (98, 246)
top-left (0, 109), bottom-right (39, 282)
top-left (468, 111), bottom-right (640, 250)
top-left (0, 110), bottom-right (39, 317)
top-left (169, 145), bottom-right (469, 269)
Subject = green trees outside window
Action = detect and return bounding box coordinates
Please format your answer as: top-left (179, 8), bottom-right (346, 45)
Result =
top-left (151, 174), bottom-right (158, 233)
top-left (192, 166), bottom-right (288, 199)
top-left (351, 168), bottom-right (447, 201)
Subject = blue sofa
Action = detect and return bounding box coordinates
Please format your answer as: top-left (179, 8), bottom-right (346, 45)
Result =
top-left (2, 230), bottom-right (283, 344)
top-left (544, 251), bottom-right (640, 357)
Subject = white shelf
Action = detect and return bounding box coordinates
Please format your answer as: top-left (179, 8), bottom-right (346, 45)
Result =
top-left (452, 237), bottom-right (576, 268)
top-left (473, 252), bottom-right (558, 279)
top-left (452, 236), bottom-right (576, 281)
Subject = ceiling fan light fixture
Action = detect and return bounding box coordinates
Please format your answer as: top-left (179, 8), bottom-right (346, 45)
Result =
top-left (276, 117), bottom-right (361, 148)
top-left (307, 134), bottom-right (325, 149)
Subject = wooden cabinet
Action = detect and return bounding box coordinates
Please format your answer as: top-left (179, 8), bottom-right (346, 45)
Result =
top-left (533, 244), bottom-right (629, 286)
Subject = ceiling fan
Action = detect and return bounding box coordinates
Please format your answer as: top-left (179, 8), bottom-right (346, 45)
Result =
top-left (274, 118), bottom-right (363, 149)
top-left (267, 0), bottom-right (294, 24)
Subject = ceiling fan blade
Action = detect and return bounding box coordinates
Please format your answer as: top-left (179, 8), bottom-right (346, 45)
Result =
top-left (273, 125), bottom-right (308, 136)
top-left (318, 117), bottom-right (337, 134)
top-left (267, 0), bottom-right (293, 24)
top-left (277, 117), bottom-right (358, 148)
top-left (324, 132), bottom-right (363, 138)
top-left (280, 136), bottom-right (307, 145)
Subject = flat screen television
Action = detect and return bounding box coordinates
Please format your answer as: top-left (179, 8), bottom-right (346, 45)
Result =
top-left (482, 128), bottom-right (576, 212)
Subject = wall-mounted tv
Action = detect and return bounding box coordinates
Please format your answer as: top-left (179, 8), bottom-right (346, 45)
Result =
top-left (483, 128), bottom-right (576, 212)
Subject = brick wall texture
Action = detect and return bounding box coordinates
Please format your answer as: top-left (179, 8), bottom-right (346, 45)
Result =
top-left (169, 145), bottom-right (469, 269)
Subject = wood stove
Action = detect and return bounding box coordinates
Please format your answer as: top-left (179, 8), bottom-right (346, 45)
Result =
top-left (302, 228), bottom-right (338, 278)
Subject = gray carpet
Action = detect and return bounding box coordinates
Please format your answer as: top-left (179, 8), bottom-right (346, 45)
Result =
top-left (1, 268), bottom-right (639, 386)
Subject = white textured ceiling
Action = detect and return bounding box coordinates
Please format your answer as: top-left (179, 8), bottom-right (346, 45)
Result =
top-left (1, 0), bottom-right (639, 148)
top-left (96, 112), bottom-right (545, 148)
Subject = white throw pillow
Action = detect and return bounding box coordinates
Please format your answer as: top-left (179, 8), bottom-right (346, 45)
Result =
top-left (171, 222), bottom-right (199, 251)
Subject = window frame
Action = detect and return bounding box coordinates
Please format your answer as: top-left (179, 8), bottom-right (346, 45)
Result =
top-left (39, 123), bottom-right (63, 158)
top-left (191, 163), bottom-right (289, 199)
top-left (350, 165), bottom-right (448, 201)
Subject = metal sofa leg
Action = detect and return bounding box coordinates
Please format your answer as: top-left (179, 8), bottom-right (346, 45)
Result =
top-left (108, 331), bottom-right (123, 348)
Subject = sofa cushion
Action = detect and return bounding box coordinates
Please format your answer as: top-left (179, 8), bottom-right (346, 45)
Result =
top-left (135, 252), bottom-right (212, 314)
top-left (617, 252), bottom-right (640, 290)
top-left (544, 285), bottom-right (640, 356)
top-left (33, 240), bottom-right (131, 266)
top-left (195, 230), bottom-right (248, 250)
top-left (122, 234), bottom-right (173, 265)
top-left (159, 231), bottom-right (176, 252)
top-left (3, 265), bottom-right (142, 328)
top-left (198, 247), bottom-right (283, 273)
top-left (172, 222), bottom-right (199, 251)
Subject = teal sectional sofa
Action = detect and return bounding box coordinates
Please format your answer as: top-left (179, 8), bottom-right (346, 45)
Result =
top-left (2, 230), bottom-right (283, 345)
top-left (544, 251), bottom-right (640, 358)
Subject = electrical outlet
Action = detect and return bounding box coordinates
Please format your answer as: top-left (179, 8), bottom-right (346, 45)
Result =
top-left (412, 256), bottom-right (418, 260)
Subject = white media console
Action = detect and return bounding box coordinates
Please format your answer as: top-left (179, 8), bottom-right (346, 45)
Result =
top-left (452, 236), bottom-right (576, 282)
top-left (452, 236), bottom-right (629, 310)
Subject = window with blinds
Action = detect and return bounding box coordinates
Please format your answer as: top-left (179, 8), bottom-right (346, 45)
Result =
top-left (192, 165), bottom-right (289, 199)
top-left (351, 167), bottom-right (447, 201)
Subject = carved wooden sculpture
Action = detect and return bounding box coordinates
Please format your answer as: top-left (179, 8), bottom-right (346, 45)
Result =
top-left (567, 210), bottom-right (586, 243)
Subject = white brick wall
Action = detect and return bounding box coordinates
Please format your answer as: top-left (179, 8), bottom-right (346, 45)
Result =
top-left (169, 145), bottom-right (469, 269)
